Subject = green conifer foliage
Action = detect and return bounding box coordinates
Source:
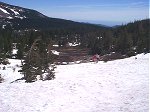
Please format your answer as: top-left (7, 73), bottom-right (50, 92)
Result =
top-left (21, 38), bottom-right (56, 82)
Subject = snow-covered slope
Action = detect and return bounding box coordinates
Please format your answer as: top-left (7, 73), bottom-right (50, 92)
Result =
top-left (0, 2), bottom-right (105, 30)
top-left (0, 53), bottom-right (149, 112)
top-left (0, 1), bottom-right (48, 30)
top-left (0, 2), bottom-right (46, 19)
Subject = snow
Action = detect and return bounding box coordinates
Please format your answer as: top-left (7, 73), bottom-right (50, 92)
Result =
top-left (97, 37), bottom-right (103, 39)
top-left (0, 59), bottom-right (22, 83)
top-left (34, 29), bottom-right (38, 32)
top-left (0, 53), bottom-right (149, 112)
top-left (53, 45), bottom-right (59, 47)
top-left (12, 49), bottom-right (18, 55)
top-left (68, 42), bottom-right (80, 46)
top-left (15, 16), bottom-right (23, 19)
top-left (10, 9), bottom-right (19, 15)
top-left (0, 7), bottom-right (9, 14)
top-left (2, 25), bottom-right (6, 29)
top-left (19, 17), bottom-right (24, 19)
top-left (51, 50), bottom-right (60, 55)
top-left (7, 16), bottom-right (13, 19)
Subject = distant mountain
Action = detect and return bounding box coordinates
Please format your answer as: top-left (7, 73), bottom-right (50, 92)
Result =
top-left (0, 2), bottom-right (46, 19)
top-left (112, 25), bottom-right (121, 28)
top-left (0, 2), bottom-right (107, 31)
top-left (82, 22), bottom-right (110, 28)
top-left (94, 24), bottom-right (110, 28)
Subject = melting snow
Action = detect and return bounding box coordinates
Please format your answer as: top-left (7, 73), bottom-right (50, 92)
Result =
top-left (0, 53), bottom-right (149, 112)
top-left (51, 50), bottom-right (60, 55)
top-left (68, 42), bottom-right (80, 47)
top-left (10, 9), bottom-right (19, 15)
top-left (53, 45), bottom-right (59, 47)
top-left (7, 16), bottom-right (13, 19)
top-left (2, 25), bottom-right (6, 29)
top-left (0, 7), bottom-right (9, 14)
top-left (12, 49), bottom-right (18, 55)
top-left (19, 17), bottom-right (24, 19)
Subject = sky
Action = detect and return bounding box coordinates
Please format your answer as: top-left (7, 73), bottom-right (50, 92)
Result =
top-left (1, 0), bottom-right (149, 26)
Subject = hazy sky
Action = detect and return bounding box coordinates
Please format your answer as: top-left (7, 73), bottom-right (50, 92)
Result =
top-left (1, 0), bottom-right (149, 26)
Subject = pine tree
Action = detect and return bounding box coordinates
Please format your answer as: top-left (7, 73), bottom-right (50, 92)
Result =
top-left (16, 43), bottom-right (24, 59)
top-left (21, 38), bottom-right (56, 82)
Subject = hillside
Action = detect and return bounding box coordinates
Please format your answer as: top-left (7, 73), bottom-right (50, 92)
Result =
top-left (0, 2), bottom-right (149, 66)
top-left (0, 2), bottom-right (105, 30)
top-left (0, 2), bottom-right (149, 111)
top-left (0, 53), bottom-right (149, 112)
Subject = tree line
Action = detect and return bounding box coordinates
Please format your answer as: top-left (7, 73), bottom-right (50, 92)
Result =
top-left (0, 19), bottom-right (149, 82)
top-left (0, 19), bottom-right (149, 59)
top-left (81, 19), bottom-right (149, 56)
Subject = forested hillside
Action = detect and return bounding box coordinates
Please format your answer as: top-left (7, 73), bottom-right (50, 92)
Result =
top-left (0, 2), bottom-right (149, 67)
top-left (0, 19), bottom-right (149, 60)
top-left (0, 2), bottom-right (105, 30)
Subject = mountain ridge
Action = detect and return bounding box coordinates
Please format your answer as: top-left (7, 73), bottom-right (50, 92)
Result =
top-left (0, 1), bottom-right (107, 31)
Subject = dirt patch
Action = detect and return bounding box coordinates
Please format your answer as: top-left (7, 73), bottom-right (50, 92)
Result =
top-left (99, 52), bottom-right (127, 62)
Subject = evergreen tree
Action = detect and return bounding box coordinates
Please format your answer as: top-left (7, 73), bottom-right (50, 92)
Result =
top-left (16, 43), bottom-right (24, 59)
top-left (21, 38), bottom-right (56, 82)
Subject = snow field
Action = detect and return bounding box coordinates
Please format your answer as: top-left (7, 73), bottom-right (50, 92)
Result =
top-left (0, 53), bottom-right (149, 112)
